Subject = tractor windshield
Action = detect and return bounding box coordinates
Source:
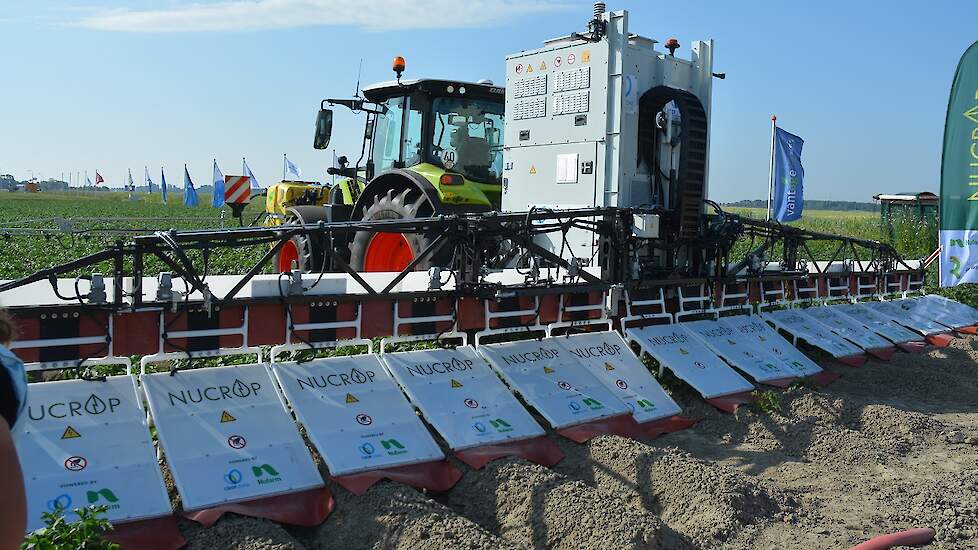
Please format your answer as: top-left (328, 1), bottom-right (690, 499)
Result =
top-left (429, 97), bottom-right (504, 185)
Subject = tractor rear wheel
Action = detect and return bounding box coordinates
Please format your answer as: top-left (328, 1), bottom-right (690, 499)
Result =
top-left (349, 188), bottom-right (449, 272)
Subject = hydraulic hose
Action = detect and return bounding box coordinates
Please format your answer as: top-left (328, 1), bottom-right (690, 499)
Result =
top-left (848, 527), bottom-right (936, 550)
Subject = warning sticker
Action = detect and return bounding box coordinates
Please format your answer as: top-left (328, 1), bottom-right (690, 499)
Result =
top-left (451, 379), bottom-right (464, 388)
top-left (762, 310), bottom-right (865, 358)
top-left (477, 338), bottom-right (631, 430)
top-left (581, 50), bottom-right (591, 63)
top-left (553, 331), bottom-right (682, 423)
top-left (539, 61), bottom-right (547, 70)
top-left (529, 165), bottom-right (537, 175)
top-left (61, 426), bottom-right (81, 439)
top-left (526, 64), bottom-right (534, 73)
top-left (271, 355), bottom-right (444, 476)
top-left (684, 319), bottom-right (798, 383)
top-left (220, 410), bottom-right (236, 423)
top-left (625, 324), bottom-right (754, 399)
top-left (382, 347), bottom-right (545, 451)
top-left (142, 364), bottom-right (323, 511)
top-left (13, 376), bottom-right (172, 532)
top-left (719, 316), bottom-right (823, 377)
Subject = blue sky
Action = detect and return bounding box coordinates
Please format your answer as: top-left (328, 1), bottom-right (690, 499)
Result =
top-left (0, 0), bottom-right (973, 201)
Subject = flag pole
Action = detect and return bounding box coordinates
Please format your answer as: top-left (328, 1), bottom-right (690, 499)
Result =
top-left (283, 153), bottom-right (287, 181)
top-left (766, 115), bottom-right (777, 221)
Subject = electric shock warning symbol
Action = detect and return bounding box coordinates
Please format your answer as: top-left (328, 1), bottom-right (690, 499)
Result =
top-left (61, 426), bottom-right (81, 439)
top-left (345, 393), bottom-right (359, 403)
top-left (450, 379), bottom-right (463, 388)
top-left (463, 398), bottom-right (480, 409)
top-left (64, 456), bottom-right (87, 471)
top-left (220, 410), bottom-right (236, 423)
top-left (227, 435), bottom-right (247, 449)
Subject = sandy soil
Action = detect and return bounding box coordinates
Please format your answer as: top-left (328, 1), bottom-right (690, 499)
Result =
top-left (175, 334), bottom-right (978, 550)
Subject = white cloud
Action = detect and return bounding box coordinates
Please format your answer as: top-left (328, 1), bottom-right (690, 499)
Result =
top-left (76, 0), bottom-right (570, 32)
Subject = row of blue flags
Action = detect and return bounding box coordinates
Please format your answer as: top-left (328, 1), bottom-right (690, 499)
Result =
top-left (136, 157), bottom-right (283, 207)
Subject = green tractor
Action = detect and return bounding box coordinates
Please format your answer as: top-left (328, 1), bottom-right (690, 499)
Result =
top-left (266, 58), bottom-right (504, 273)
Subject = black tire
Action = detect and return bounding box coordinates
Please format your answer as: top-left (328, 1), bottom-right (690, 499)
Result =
top-left (274, 206), bottom-right (327, 273)
top-left (348, 187), bottom-right (451, 272)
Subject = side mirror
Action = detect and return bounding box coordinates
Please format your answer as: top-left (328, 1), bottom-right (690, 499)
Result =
top-left (313, 108), bottom-right (333, 150)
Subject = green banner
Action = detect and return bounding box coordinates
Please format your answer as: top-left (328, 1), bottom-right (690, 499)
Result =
top-left (939, 41), bottom-right (978, 286)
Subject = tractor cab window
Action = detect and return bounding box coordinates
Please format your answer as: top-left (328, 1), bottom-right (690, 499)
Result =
top-left (372, 96), bottom-right (423, 173)
top-left (429, 97), bottom-right (504, 184)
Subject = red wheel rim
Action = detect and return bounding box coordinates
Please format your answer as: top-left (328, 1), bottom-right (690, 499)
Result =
top-left (278, 240), bottom-right (300, 273)
top-left (364, 233), bottom-right (414, 272)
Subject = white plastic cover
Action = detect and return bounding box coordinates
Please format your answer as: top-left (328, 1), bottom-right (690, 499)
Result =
top-left (861, 300), bottom-right (948, 335)
top-left (718, 315), bottom-right (823, 377)
top-left (13, 376), bottom-right (171, 532)
top-left (684, 319), bottom-right (798, 382)
top-left (797, 307), bottom-right (894, 350)
top-left (141, 365), bottom-right (323, 511)
top-left (381, 347), bottom-right (545, 451)
top-left (911, 295), bottom-right (978, 327)
top-left (270, 356), bottom-right (444, 476)
top-left (553, 331), bottom-right (682, 423)
top-left (477, 338), bottom-right (630, 430)
top-left (625, 324), bottom-right (754, 399)
top-left (762, 310), bottom-right (865, 358)
top-left (831, 303), bottom-right (923, 344)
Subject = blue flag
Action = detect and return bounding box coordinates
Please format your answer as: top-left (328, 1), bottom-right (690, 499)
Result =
top-left (771, 127), bottom-right (804, 222)
top-left (183, 165), bottom-right (199, 207)
top-left (161, 168), bottom-right (168, 204)
top-left (145, 166), bottom-right (154, 194)
top-left (212, 160), bottom-right (225, 207)
top-left (243, 158), bottom-right (260, 189)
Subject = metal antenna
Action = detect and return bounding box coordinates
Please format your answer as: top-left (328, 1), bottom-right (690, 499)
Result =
top-left (354, 58), bottom-right (363, 98)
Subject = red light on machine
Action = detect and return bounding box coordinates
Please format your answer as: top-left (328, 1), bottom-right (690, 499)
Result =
top-left (665, 38), bottom-right (680, 55)
top-left (392, 56), bottom-right (406, 78)
top-left (439, 173), bottom-right (463, 186)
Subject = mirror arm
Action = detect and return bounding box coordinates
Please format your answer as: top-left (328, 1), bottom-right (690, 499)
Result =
top-left (324, 98), bottom-right (388, 115)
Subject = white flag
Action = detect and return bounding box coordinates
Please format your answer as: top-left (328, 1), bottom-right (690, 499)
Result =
top-left (285, 155), bottom-right (302, 179)
top-left (243, 158), bottom-right (260, 189)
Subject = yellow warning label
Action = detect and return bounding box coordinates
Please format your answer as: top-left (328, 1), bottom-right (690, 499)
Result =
top-left (539, 61), bottom-right (547, 70)
top-left (220, 410), bottom-right (236, 423)
top-left (529, 165), bottom-right (537, 175)
top-left (604, 362), bottom-right (615, 371)
top-left (543, 366), bottom-right (555, 374)
top-left (450, 379), bottom-right (463, 388)
top-left (679, 348), bottom-right (689, 355)
top-left (582, 50), bottom-right (591, 63)
top-left (526, 64), bottom-right (533, 73)
top-left (61, 426), bottom-right (81, 439)
top-left (345, 393), bottom-right (359, 404)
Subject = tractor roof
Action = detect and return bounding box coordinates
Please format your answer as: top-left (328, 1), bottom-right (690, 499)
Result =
top-left (361, 78), bottom-right (504, 103)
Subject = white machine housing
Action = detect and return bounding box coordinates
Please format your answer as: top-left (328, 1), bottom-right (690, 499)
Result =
top-left (502, 8), bottom-right (715, 262)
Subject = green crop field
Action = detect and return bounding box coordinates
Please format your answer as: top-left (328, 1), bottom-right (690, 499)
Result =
top-left (0, 191), bottom-right (266, 280)
top-left (1, 191), bottom-right (967, 304)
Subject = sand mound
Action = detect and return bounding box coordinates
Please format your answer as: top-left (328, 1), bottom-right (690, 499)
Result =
top-left (444, 457), bottom-right (663, 549)
top-left (300, 481), bottom-right (512, 550)
top-left (180, 515), bottom-right (304, 550)
top-left (553, 435), bottom-right (790, 546)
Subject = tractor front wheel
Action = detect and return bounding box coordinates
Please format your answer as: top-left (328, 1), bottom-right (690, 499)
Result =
top-left (349, 188), bottom-right (449, 272)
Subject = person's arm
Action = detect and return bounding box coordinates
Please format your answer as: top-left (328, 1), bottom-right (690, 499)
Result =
top-left (0, 417), bottom-right (26, 550)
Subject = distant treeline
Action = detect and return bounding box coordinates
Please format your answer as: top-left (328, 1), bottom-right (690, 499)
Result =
top-left (724, 199), bottom-right (879, 212)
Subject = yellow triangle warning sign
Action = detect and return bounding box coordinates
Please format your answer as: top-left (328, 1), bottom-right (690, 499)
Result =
top-left (61, 426), bottom-right (81, 439)
top-left (529, 165), bottom-right (537, 175)
top-left (220, 410), bottom-right (236, 423)
top-left (543, 366), bottom-right (555, 374)
top-left (539, 61), bottom-right (547, 70)
top-left (450, 379), bottom-right (463, 388)
top-left (526, 64), bottom-right (533, 73)
top-left (604, 362), bottom-right (615, 371)
top-left (345, 393), bottom-right (359, 404)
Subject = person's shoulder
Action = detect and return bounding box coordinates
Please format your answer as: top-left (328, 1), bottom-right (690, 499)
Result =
top-left (0, 345), bottom-right (27, 429)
